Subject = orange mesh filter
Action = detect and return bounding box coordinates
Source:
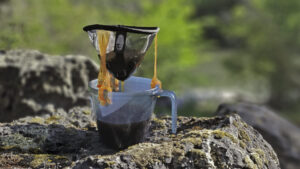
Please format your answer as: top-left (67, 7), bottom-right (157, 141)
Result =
top-left (97, 30), bottom-right (112, 105)
top-left (151, 34), bottom-right (162, 89)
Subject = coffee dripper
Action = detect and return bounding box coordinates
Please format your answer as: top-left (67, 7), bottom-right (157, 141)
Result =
top-left (84, 24), bottom-right (177, 149)
top-left (83, 24), bottom-right (159, 81)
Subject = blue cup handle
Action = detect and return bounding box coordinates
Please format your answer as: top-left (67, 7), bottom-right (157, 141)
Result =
top-left (155, 90), bottom-right (177, 133)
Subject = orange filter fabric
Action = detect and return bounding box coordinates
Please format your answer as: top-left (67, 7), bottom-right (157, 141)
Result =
top-left (151, 34), bottom-right (162, 89)
top-left (97, 30), bottom-right (112, 105)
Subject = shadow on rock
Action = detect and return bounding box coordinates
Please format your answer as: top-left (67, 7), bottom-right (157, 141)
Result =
top-left (0, 123), bottom-right (116, 157)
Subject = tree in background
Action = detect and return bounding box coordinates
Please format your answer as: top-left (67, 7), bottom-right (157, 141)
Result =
top-left (194, 0), bottom-right (300, 115)
top-left (224, 1), bottom-right (300, 113)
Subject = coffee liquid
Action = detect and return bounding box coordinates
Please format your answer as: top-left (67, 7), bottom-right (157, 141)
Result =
top-left (97, 119), bottom-right (150, 149)
top-left (106, 50), bottom-right (145, 81)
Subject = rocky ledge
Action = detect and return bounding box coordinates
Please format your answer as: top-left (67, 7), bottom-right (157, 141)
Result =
top-left (0, 107), bottom-right (280, 169)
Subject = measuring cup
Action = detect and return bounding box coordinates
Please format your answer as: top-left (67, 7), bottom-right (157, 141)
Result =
top-left (88, 76), bottom-right (177, 149)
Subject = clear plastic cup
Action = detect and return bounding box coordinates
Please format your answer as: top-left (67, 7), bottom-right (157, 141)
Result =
top-left (89, 76), bottom-right (177, 149)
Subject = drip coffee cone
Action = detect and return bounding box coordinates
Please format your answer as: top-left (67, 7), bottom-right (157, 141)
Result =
top-left (83, 24), bottom-right (159, 81)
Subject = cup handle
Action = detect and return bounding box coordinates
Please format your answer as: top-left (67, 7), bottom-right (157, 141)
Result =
top-left (155, 90), bottom-right (177, 134)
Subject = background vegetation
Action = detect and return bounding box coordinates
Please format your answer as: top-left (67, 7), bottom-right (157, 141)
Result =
top-left (1, 0), bottom-right (299, 125)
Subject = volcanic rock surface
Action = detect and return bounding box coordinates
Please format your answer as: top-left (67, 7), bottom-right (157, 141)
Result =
top-left (0, 50), bottom-right (98, 122)
top-left (0, 107), bottom-right (280, 169)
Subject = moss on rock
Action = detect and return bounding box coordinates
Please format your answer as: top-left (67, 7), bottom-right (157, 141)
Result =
top-left (45, 115), bottom-right (61, 124)
top-left (239, 141), bottom-right (246, 149)
top-left (238, 129), bottom-right (251, 142)
top-left (251, 152), bottom-right (263, 168)
top-left (244, 155), bottom-right (258, 169)
top-left (212, 130), bottom-right (238, 144)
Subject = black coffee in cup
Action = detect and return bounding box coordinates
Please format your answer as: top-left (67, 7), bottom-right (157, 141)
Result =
top-left (97, 118), bottom-right (150, 149)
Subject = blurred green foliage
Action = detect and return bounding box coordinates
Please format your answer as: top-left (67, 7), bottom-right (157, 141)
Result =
top-left (0, 0), bottom-right (202, 91)
top-left (196, 0), bottom-right (300, 121)
top-left (0, 0), bottom-right (300, 123)
top-left (215, 1), bottom-right (300, 112)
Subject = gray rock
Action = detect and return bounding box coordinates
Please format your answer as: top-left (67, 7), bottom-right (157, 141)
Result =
top-left (216, 103), bottom-right (300, 169)
top-left (0, 107), bottom-right (280, 169)
top-left (0, 50), bottom-right (98, 122)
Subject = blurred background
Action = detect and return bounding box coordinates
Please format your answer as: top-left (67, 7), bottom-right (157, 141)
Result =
top-left (0, 0), bottom-right (299, 125)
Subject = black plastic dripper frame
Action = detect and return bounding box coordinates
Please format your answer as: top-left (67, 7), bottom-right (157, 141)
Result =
top-left (83, 24), bottom-right (159, 81)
